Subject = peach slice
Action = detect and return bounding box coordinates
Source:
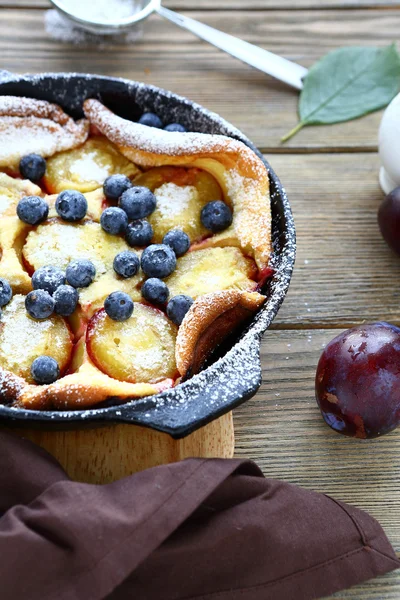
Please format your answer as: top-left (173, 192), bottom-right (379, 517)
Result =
top-left (0, 217), bottom-right (32, 294)
top-left (176, 290), bottom-right (266, 378)
top-left (23, 219), bottom-right (130, 272)
top-left (23, 219), bottom-right (143, 315)
top-left (165, 246), bottom-right (258, 299)
top-left (44, 137), bottom-right (140, 194)
top-left (0, 173), bottom-right (42, 217)
top-left (86, 304), bottom-right (178, 384)
top-left (134, 166), bottom-right (222, 243)
top-left (0, 295), bottom-right (73, 383)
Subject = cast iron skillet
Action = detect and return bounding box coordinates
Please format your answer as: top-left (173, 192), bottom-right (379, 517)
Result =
top-left (0, 70), bottom-right (296, 439)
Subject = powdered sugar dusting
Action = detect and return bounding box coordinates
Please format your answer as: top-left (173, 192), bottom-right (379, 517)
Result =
top-left (91, 304), bottom-right (177, 383)
top-left (0, 194), bottom-right (12, 214)
top-left (69, 152), bottom-right (110, 184)
top-left (24, 220), bottom-right (129, 276)
top-left (155, 183), bottom-right (196, 219)
top-left (83, 99), bottom-right (268, 181)
top-left (0, 295), bottom-right (71, 382)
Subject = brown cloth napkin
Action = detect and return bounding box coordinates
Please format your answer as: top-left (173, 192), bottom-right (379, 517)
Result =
top-left (0, 431), bottom-right (398, 600)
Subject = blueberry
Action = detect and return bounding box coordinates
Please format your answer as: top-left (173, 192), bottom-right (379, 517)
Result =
top-left (32, 265), bottom-right (65, 295)
top-left (66, 259), bottom-right (96, 288)
top-left (166, 295), bottom-right (194, 325)
top-left (19, 154), bottom-right (46, 182)
top-left (56, 190), bottom-right (88, 222)
top-left (119, 186), bottom-right (157, 220)
top-left (125, 219), bottom-right (154, 247)
top-left (113, 251), bottom-right (140, 279)
top-left (17, 195), bottom-right (49, 225)
top-left (0, 278), bottom-right (12, 307)
top-left (138, 112), bottom-right (163, 128)
top-left (104, 291), bottom-right (134, 321)
top-left (25, 290), bottom-right (55, 320)
top-left (164, 123), bottom-right (186, 133)
top-left (53, 284), bottom-right (79, 316)
top-left (163, 229), bottom-right (190, 257)
top-left (141, 278), bottom-right (169, 305)
top-left (31, 355), bottom-right (60, 384)
top-left (103, 174), bottom-right (132, 201)
top-left (141, 244), bottom-right (177, 279)
top-left (100, 207), bottom-right (128, 235)
top-left (201, 200), bottom-right (233, 232)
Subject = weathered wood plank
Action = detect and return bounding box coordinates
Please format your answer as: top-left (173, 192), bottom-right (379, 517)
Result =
top-left (1, 9), bottom-right (399, 150)
top-left (234, 328), bottom-right (400, 598)
top-left (267, 152), bottom-right (400, 327)
top-left (3, 0), bottom-right (400, 9)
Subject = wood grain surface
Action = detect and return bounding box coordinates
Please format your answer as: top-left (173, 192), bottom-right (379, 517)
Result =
top-left (3, 0), bottom-right (400, 8)
top-left (2, 8), bottom-right (399, 150)
top-left (1, 0), bottom-right (400, 597)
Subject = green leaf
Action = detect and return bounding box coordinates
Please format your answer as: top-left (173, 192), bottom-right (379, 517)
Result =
top-left (282, 44), bottom-right (400, 142)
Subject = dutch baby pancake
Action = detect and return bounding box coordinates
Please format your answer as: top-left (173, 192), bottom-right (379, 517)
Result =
top-left (0, 96), bottom-right (271, 410)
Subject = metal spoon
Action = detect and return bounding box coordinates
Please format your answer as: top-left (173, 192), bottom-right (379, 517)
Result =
top-left (49, 0), bottom-right (307, 90)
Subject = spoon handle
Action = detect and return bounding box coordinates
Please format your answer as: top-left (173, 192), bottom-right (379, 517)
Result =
top-left (156, 6), bottom-right (307, 90)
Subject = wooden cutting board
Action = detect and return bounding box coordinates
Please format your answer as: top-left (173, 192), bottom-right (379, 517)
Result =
top-left (8, 411), bottom-right (234, 484)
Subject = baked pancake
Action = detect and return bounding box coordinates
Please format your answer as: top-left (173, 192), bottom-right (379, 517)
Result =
top-left (0, 95), bottom-right (271, 410)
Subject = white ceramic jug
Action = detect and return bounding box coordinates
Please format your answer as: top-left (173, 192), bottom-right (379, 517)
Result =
top-left (379, 93), bottom-right (400, 194)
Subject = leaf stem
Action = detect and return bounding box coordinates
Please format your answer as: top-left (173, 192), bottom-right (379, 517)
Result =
top-left (281, 121), bottom-right (305, 143)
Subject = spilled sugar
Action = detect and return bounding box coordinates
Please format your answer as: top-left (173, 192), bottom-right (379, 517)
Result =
top-left (45, 9), bottom-right (143, 46)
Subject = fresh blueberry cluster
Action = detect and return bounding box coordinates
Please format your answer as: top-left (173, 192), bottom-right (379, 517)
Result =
top-left (92, 167), bottom-right (232, 326)
top-left (22, 260), bottom-right (96, 383)
top-left (102, 177), bottom-right (157, 248)
top-left (24, 259), bottom-right (97, 322)
top-left (13, 140), bottom-right (235, 385)
top-left (100, 175), bottom-right (196, 323)
top-left (16, 188), bottom-right (89, 226)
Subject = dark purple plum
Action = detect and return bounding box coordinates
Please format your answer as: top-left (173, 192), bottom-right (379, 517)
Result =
top-left (378, 187), bottom-right (400, 255)
top-left (315, 322), bottom-right (400, 439)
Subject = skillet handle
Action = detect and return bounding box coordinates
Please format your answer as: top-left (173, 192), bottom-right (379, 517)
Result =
top-left (114, 331), bottom-right (263, 439)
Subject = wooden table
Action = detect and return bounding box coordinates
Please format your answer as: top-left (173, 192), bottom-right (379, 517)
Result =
top-left (2, 0), bottom-right (400, 597)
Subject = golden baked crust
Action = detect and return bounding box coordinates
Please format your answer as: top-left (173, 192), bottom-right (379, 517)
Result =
top-left (176, 290), bottom-right (266, 378)
top-left (0, 95), bottom-right (271, 410)
top-left (83, 99), bottom-right (272, 272)
top-left (3, 338), bottom-right (171, 411)
top-left (0, 96), bottom-right (89, 170)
